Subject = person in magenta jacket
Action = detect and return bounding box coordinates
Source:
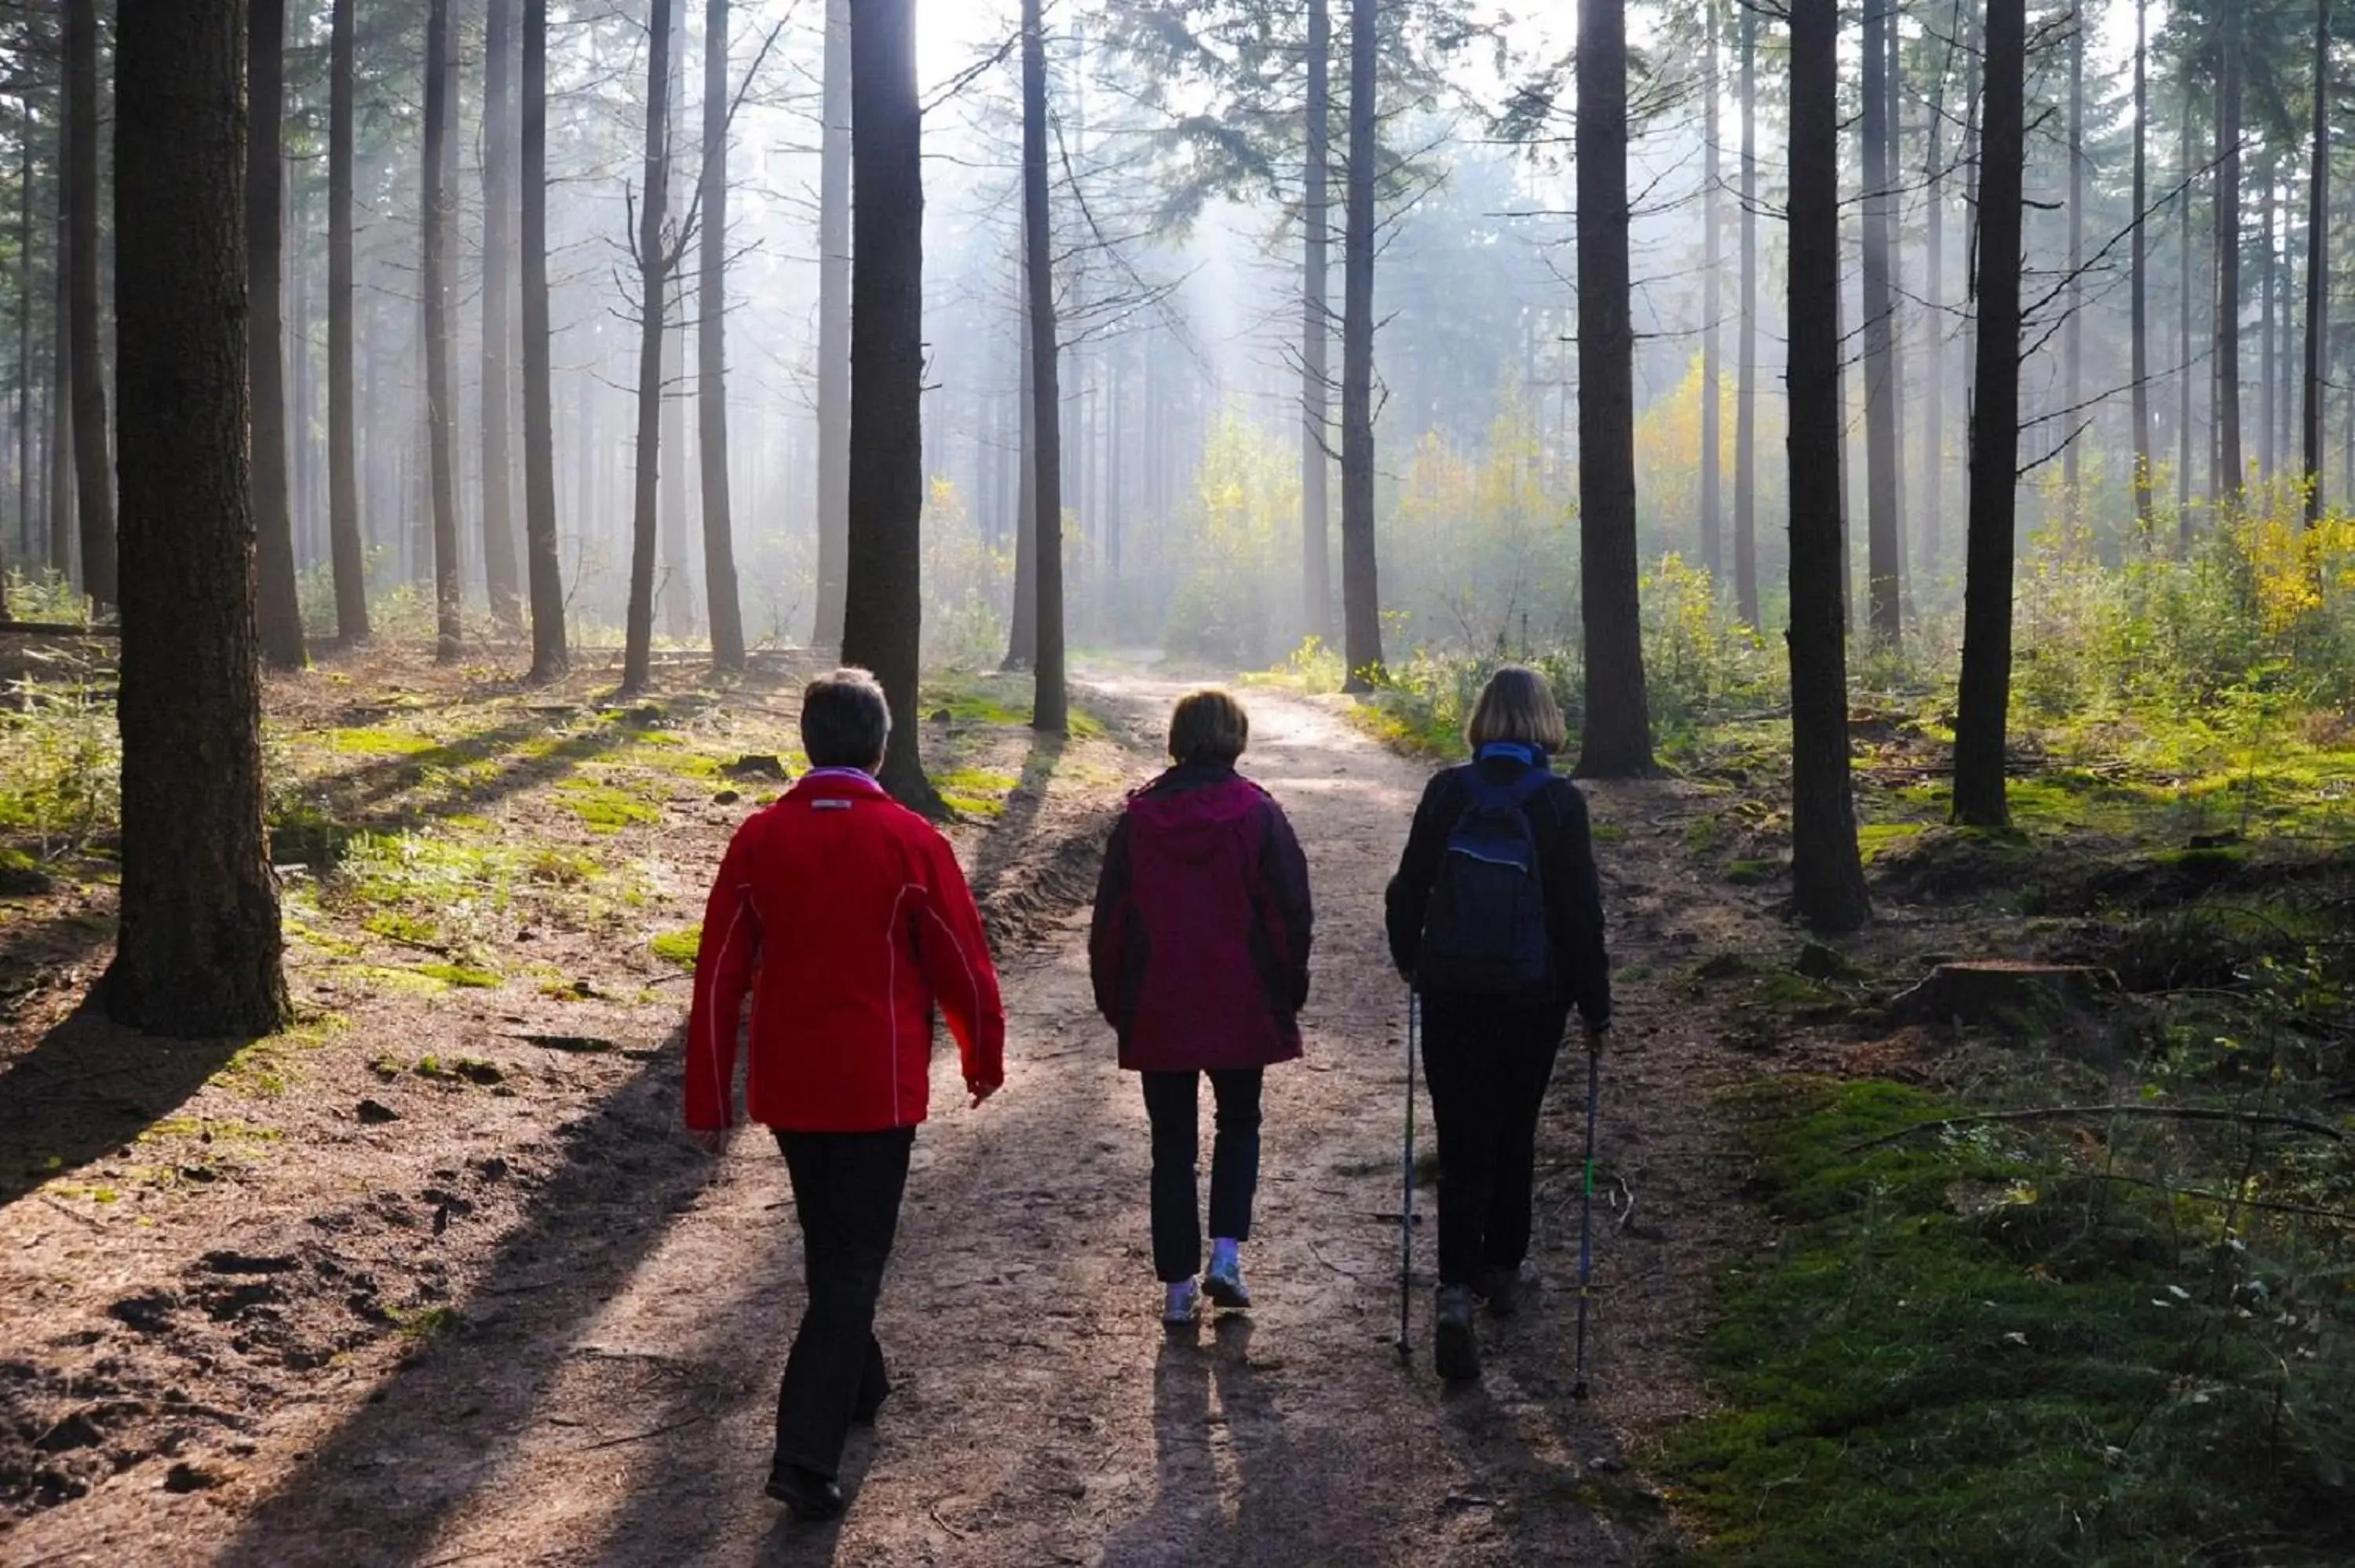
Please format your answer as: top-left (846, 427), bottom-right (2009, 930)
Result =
top-left (1090, 688), bottom-right (1313, 1326)
top-left (685, 669), bottom-right (1006, 1522)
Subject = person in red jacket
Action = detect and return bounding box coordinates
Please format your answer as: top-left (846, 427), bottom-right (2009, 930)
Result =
top-left (684, 668), bottom-right (1006, 1522)
top-left (1090, 688), bottom-right (1313, 1326)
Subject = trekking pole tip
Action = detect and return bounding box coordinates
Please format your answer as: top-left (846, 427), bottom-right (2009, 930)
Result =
top-left (1570, 1380), bottom-right (1590, 1402)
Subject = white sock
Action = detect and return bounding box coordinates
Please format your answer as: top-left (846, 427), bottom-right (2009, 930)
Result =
top-left (1210, 1238), bottom-right (1240, 1271)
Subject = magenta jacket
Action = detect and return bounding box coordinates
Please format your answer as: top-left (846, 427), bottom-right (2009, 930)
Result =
top-left (1089, 764), bottom-right (1314, 1073)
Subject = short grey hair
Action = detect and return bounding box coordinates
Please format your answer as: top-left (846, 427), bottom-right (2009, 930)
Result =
top-left (801, 668), bottom-right (892, 770)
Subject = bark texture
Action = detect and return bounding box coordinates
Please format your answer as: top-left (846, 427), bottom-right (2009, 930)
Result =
top-left (1302, 0), bottom-right (1332, 640)
top-left (422, 0), bottom-right (462, 660)
top-left (812, 0), bottom-right (851, 649)
top-left (483, 0), bottom-right (521, 625)
top-left (522, 0), bottom-right (568, 677)
top-left (250, 0), bottom-right (306, 669)
top-left (328, 0), bottom-right (369, 641)
top-left (1023, 0), bottom-right (1067, 734)
top-left (621, 0), bottom-right (676, 696)
top-left (64, 0), bottom-right (113, 607)
top-left (700, 0), bottom-right (746, 666)
top-left (1338, 0), bottom-right (1384, 690)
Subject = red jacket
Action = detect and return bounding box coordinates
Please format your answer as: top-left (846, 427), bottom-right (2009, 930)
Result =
top-left (1089, 764), bottom-right (1313, 1073)
top-left (684, 771), bottom-right (1006, 1133)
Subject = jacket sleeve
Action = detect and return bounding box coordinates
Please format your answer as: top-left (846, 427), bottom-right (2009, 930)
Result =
top-left (1384, 772), bottom-right (1451, 977)
top-left (1087, 811), bottom-right (1134, 1026)
top-left (915, 830), bottom-right (1008, 1095)
top-left (683, 823), bottom-right (763, 1132)
top-left (1547, 783), bottom-right (1613, 1028)
top-left (1258, 800), bottom-right (1315, 1012)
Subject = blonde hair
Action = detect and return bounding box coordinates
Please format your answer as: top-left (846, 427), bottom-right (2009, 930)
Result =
top-left (1465, 665), bottom-right (1568, 754)
top-left (1169, 687), bottom-right (1251, 764)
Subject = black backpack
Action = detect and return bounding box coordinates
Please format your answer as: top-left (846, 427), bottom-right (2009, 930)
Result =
top-left (1417, 767), bottom-right (1555, 994)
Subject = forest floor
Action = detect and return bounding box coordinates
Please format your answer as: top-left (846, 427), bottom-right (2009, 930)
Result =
top-left (0, 643), bottom-right (2350, 1564)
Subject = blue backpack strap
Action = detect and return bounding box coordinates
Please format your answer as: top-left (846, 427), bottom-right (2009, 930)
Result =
top-left (1467, 765), bottom-right (1553, 811)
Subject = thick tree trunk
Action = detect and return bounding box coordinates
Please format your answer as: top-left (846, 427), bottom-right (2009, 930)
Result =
top-left (700, 0), bottom-right (745, 667)
top-left (521, 0), bottom-right (567, 678)
top-left (812, 0), bottom-right (851, 649)
top-left (2063, 7), bottom-right (2084, 511)
top-left (1302, 0), bottom-right (1332, 640)
top-left (1699, 0), bottom-right (1722, 584)
top-left (327, 0), bottom-right (368, 642)
top-left (2214, 11), bottom-right (2244, 505)
top-left (1734, 0), bottom-right (1758, 625)
top-left (1787, 0), bottom-right (1869, 932)
top-left (1860, 0), bottom-right (1900, 644)
top-left (2130, 0), bottom-right (2154, 534)
top-left (106, 0), bottom-right (290, 1039)
top-left (482, 0), bottom-right (520, 625)
top-left (1953, 0), bottom-right (2025, 830)
top-left (249, 0), bottom-right (305, 669)
top-left (422, 0), bottom-right (461, 659)
top-left (64, 0), bottom-right (112, 607)
top-left (838, 0), bottom-right (936, 811)
top-left (1023, 0), bottom-right (1066, 734)
top-left (2308, 0), bottom-right (2332, 525)
top-left (621, 0), bottom-right (675, 697)
top-left (1338, 0), bottom-right (1384, 690)
top-left (1575, 0), bottom-right (1653, 775)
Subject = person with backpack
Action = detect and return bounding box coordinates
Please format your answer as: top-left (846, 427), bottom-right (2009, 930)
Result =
top-left (1090, 688), bottom-right (1314, 1327)
top-left (1385, 664), bottom-right (1612, 1382)
top-left (683, 669), bottom-right (1006, 1522)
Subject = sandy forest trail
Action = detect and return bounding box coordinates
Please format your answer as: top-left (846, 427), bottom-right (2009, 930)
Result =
top-left (10, 674), bottom-right (1757, 1566)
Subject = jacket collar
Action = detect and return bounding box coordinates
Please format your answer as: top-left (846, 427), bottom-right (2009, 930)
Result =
top-left (790, 768), bottom-right (890, 800)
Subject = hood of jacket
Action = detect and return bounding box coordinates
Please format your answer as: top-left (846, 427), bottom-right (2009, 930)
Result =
top-left (1125, 764), bottom-right (1265, 861)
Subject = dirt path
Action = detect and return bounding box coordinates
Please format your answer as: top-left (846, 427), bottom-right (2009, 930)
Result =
top-left (9, 676), bottom-right (1754, 1566)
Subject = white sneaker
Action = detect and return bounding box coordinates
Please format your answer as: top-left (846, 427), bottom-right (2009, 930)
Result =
top-left (1163, 1279), bottom-right (1202, 1326)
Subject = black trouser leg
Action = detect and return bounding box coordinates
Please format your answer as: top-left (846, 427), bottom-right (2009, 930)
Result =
top-left (772, 1127), bottom-right (915, 1481)
top-left (1204, 1067), bottom-right (1265, 1244)
top-left (1484, 1033), bottom-right (1562, 1274)
top-left (1421, 994), bottom-right (1570, 1289)
top-left (1141, 1070), bottom-right (1203, 1282)
top-left (1419, 1028), bottom-right (1497, 1290)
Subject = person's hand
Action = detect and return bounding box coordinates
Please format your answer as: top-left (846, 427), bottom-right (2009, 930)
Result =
top-left (1583, 1020), bottom-right (1611, 1054)
top-left (686, 1125), bottom-right (733, 1157)
top-left (967, 1080), bottom-right (1000, 1110)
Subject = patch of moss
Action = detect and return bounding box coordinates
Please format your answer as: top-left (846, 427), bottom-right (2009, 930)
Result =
top-left (364, 910), bottom-right (441, 946)
top-left (414, 962), bottom-right (500, 990)
top-left (556, 780), bottom-right (663, 832)
top-left (1856, 821), bottom-right (1928, 864)
top-left (650, 926), bottom-right (702, 971)
top-left (1724, 859), bottom-right (1777, 887)
top-left (327, 727), bottom-right (440, 757)
top-left (392, 1304), bottom-right (463, 1340)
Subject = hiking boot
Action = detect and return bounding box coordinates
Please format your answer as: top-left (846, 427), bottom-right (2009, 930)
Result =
top-left (853, 1369), bottom-right (890, 1425)
top-left (1482, 1264), bottom-right (1523, 1320)
top-left (1434, 1285), bottom-right (1481, 1382)
top-left (1203, 1253), bottom-right (1252, 1311)
top-left (1163, 1279), bottom-right (1203, 1327)
top-left (765, 1463), bottom-right (845, 1522)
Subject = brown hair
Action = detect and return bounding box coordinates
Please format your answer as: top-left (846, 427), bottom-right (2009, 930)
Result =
top-left (801, 668), bottom-right (892, 769)
top-left (1465, 664), bottom-right (1568, 754)
top-left (1168, 687), bottom-right (1251, 765)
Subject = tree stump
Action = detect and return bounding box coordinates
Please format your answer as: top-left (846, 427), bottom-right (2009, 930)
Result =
top-left (1889, 961), bottom-right (2118, 1026)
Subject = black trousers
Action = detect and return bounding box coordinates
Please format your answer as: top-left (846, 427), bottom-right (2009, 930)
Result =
top-left (1418, 991), bottom-right (1566, 1290)
top-left (1140, 1068), bottom-right (1265, 1282)
top-left (772, 1126), bottom-right (915, 1480)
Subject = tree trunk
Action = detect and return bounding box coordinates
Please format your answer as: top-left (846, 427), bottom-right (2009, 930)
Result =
top-left (699, 0), bottom-right (745, 667)
top-left (64, 0), bottom-right (113, 607)
top-left (1023, 0), bottom-right (1067, 735)
top-left (2260, 158), bottom-right (2276, 483)
top-left (2179, 88), bottom-right (2196, 542)
top-left (659, 0), bottom-right (692, 643)
top-left (1575, 0), bottom-right (1653, 775)
top-left (812, 0), bottom-right (851, 649)
top-left (1734, 0), bottom-right (1758, 625)
top-left (1005, 281), bottom-right (1037, 670)
top-left (2307, 0), bottom-right (2332, 526)
top-left (1860, 0), bottom-right (1900, 644)
top-left (838, 0), bottom-right (936, 811)
top-left (521, 0), bottom-right (567, 678)
top-left (422, 0), bottom-right (461, 659)
top-left (1787, 0), bottom-right (1869, 932)
top-left (1953, 0), bottom-right (2025, 830)
top-left (1302, 0), bottom-right (1331, 640)
top-left (1338, 0), bottom-right (1384, 690)
top-left (248, 0), bottom-right (306, 668)
top-left (14, 80), bottom-right (32, 589)
top-left (1699, 0), bottom-right (1722, 584)
top-left (481, 0), bottom-right (520, 626)
top-left (2130, 0), bottom-right (2154, 534)
top-left (621, 0), bottom-right (675, 697)
top-left (2214, 9), bottom-right (2244, 505)
top-left (1924, 0), bottom-right (1952, 571)
top-left (2062, 5), bottom-right (2084, 512)
top-left (327, 0), bottom-right (368, 641)
top-left (105, 0), bottom-right (290, 1039)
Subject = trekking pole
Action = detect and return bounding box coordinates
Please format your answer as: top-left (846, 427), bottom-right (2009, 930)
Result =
top-left (1571, 1033), bottom-right (1601, 1400)
top-left (1397, 988), bottom-right (1418, 1362)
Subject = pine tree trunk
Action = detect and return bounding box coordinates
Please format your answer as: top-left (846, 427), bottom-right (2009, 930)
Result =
top-left (105, 0), bottom-right (290, 1039)
top-left (249, 0), bottom-right (306, 668)
top-left (422, 0), bottom-right (462, 659)
top-left (13, 93), bottom-right (29, 589)
top-left (2130, 0), bottom-right (2154, 533)
top-left (2307, 0), bottom-right (2332, 526)
top-left (1575, 0), bottom-right (1653, 775)
top-left (838, 0), bottom-right (936, 811)
top-left (659, 0), bottom-right (692, 643)
top-left (1005, 281), bottom-right (1037, 670)
top-left (327, 0), bottom-right (368, 642)
top-left (2179, 89), bottom-right (2196, 541)
top-left (1734, 0), bottom-right (1758, 625)
top-left (812, 0), bottom-right (851, 649)
top-left (699, 0), bottom-right (745, 667)
top-left (1302, 0), bottom-right (1332, 640)
top-left (621, 0), bottom-right (675, 697)
top-left (1953, 0), bottom-right (2025, 830)
top-left (1860, 0), bottom-right (1900, 644)
top-left (64, 0), bottom-right (112, 607)
top-left (1787, 0), bottom-right (1870, 932)
top-left (2214, 11), bottom-right (2244, 504)
top-left (1023, 0), bottom-right (1067, 735)
top-left (482, 0), bottom-right (521, 626)
top-left (1338, 0), bottom-right (1384, 691)
top-left (2260, 159), bottom-right (2276, 483)
top-left (1924, 0), bottom-right (1952, 571)
top-left (521, 0), bottom-right (568, 678)
top-left (2063, 8), bottom-right (2084, 512)
top-left (1700, 0), bottom-right (1722, 585)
